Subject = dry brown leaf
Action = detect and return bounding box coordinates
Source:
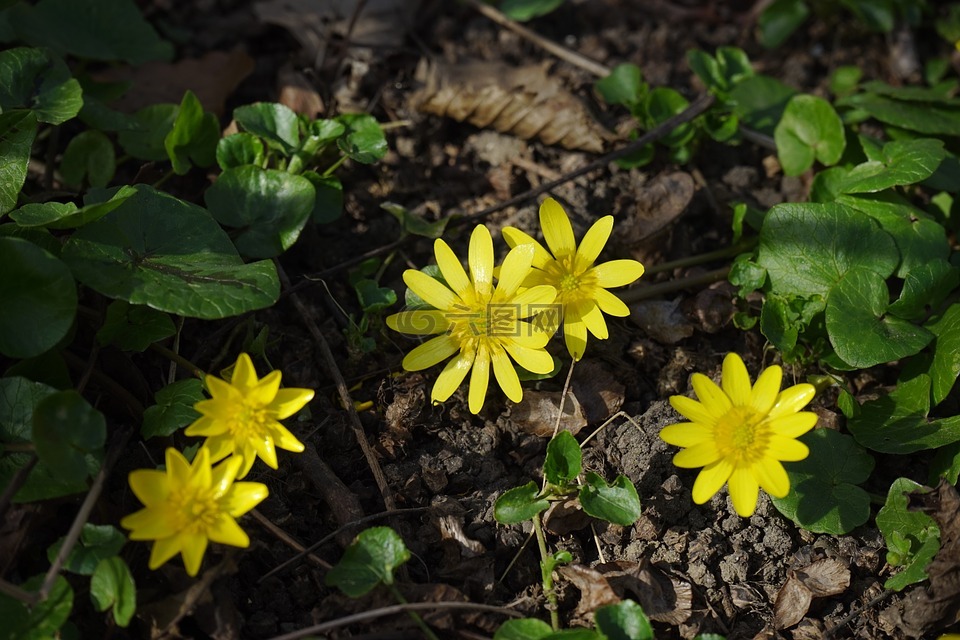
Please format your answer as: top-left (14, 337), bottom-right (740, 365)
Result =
top-left (438, 514), bottom-right (486, 558)
top-left (902, 479), bottom-right (960, 636)
top-left (278, 64), bottom-right (325, 118)
top-left (630, 298), bottom-right (695, 345)
top-left (559, 564), bottom-right (621, 618)
top-left (543, 498), bottom-right (592, 536)
top-left (510, 389), bottom-right (586, 437)
top-left (92, 50), bottom-right (254, 116)
top-left (773, 558), bottom-right (850, 630)
top-left (595, 559), bottom-right (694, 625)
top-left (571, 360), bottom-right (625, 424)
top-left (412, 59), bottom-right (614, 153)
top-left (617, 171), bottom-right (696, 247)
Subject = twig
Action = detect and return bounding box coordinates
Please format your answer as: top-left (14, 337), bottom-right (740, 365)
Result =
top-left (0, 454), bottom-right (38, 523)
top-left (618, 266), bottom-right (731, 303)
top-left (268, 601), bottom-right (524, 640)
top-left (150, 343), bottom-right (205, 379)
top-left (275, 264), bottom-right (396, 511)
top-left (156, 551), bottom-right (237, 639)
top-left (644, 238), bottom-right (757, 276)
top-left (249, 508), bottom-right (332, 570)
top-left (461, 0), bottom-right (610, 77)
top-left (288, 441), bottom-right (365, 549)
top-left (0, 578), bottom-right (38, 604)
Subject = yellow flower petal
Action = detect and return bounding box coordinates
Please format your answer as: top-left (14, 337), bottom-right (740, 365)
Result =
top-left (503, 342), bottom-right (554, 374)
top-left (750, 365), bottom-right (782, 414)
top-left (563, 311), bottom-right (588, 361)
top-left (673, 442), bottom-right (722, 468)
top-left (491, 344), bottom-right (522, 403)
top-left (753, 460), bottom-right (790, 499)
top-left (768, 412), bottom-right (818, 438)
top-left (148, 536), bottom-right (182, 571)
top-left (502, 226), bottom-right (553, 268)
top-left (432, 351), bottom-right (474, 402)
top-left (203, 376), bottom-right (243, 405)
top-left (250, 370), bottom-right (282, 407)
top-left (253, 436), bottom-right (279, 469)
top-left (434, 238), bottom-right (471, 296)
top-left (401, 334), bottom-right (459, 371)
top-left (236, 448), bottom-right (257, 479)
top-left (183, 415), bottom-right (223, 437)
top-left (768, 384), bottom-right (816, 419)
top-left (189, 448), bottom-right (212, 488)
top-left (721, 353), bottom-right (752, 406)
top-left (580, 301), bottom-right (608, 340)
top-left (594, 288), bottom-right (630, 317)
top-left (469, 224), bottom-right (494, 297)
top-left (508, 322), bottom-right (551, 348)
top-left (269, 387), bottom-right (314, 420)
top-left (659, 422), bottom-right (713, 448)
top-left (128, 469), bottom-right (169, 507)
top-left (165, 448), bottom-right (193, 488)
top-left (496, 243), bottom-right (535, 298)
top-left (403, 270), bottom-right (458, 311)
top-left (210, 455), bottom-right (243, 496)
top-left (690, 373), bottom-right (732, 417)
top-left (207, 514), bottom-right (250, 547)
top-left (202, 434), bottom-right (236, 464)
top-left (468, 344), bottom-right (491, 413)
top-left (223, 481), bottom-right (269, 517)
top-left (180, 532), bottom-right (208, 577)
top-left (386, 310), bottom-right (449, 336)
top-left (669, 396), bottom-right (717, 426)
top-left (513, 284), bottom-right (557, 314)
top-left (122, 509), bottom-right (177, 539)
top-left (691, 458), bottom-right (733, 504)
top-left (267, 422), bottom-right (305, 453)
top-left (539, 198), bottom-right (576, 258)
top-left (769, 436), bottom-right (809, 462)
top-left (231, 353), bottom-right (259, 390)
top-left (590, 259), bottom-right (645, 288)
top-left (728, 467), bottom-right (760, 517)
top-left (574, 215), bottom-right (613, 273)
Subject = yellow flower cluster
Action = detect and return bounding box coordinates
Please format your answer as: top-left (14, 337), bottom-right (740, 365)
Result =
top-left (387, 198), bottom-right (644, 413)
top-left (122, 354), bottom-right (314, 576)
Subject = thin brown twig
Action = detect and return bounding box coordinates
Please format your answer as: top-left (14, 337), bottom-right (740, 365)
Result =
top-left (618, 266), bottom-right (731, 303)
top-left (0, 454), bottom-right (38, 524)
top-left (249, 509), bottom-right (332, 570)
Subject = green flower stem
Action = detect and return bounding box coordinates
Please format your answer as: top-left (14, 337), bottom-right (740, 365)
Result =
top-left (321, 154), bottom-right (348, 178)
top-left (286, 154), bottom-right (305, 175)
top-left (532, 513), bottom-right (560, 631)
top-left (619, 266), bottom-right (731, 303)
top-left (644, 237), bottom-right (758, 276)
top-left (149, 343), bottom-right (206, 379)
top-left (152, 169), bottom-right (175, 189)
top-left (386, 583), bottom-right (441, 640)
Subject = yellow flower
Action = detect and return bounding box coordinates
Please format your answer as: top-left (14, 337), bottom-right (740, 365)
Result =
top-left (502, 198), bottom-right (644, 360)
top-left (120, 448), bottom-right (268, 576)
top-left (660, 353), bottom-right (818, 517)
top-left (184, 353), bottom-right (314, 478)
top-left (387, 224), bottom-right (557, 414)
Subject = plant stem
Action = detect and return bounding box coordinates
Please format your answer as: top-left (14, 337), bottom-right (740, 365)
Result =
top-left (532, 513), bottom-right (560, 631)
top-left (322, 154), bottom-right (348, 178)
top-left (387, 584), bottom-right (441, 640)
top-left (149, 343), bottom-right (206, 379)
top-left (643, 237), bottom-right (758, 276)
top-left (619, 266), bottom-right (731, 303)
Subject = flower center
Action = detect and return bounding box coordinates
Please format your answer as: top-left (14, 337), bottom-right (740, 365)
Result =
top-left (713, 406), bottom-right (770, 464)
top-left (446, 293), bottom-right (515, 345)
top-left (169, 486), bottom-right (221, 533)
top-left (559, 273), bottom-right (580, 293)
top-left (229, 400), bottom-right (269, 439)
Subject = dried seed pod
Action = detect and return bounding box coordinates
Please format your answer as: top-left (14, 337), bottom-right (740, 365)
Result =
top-left (412, 59), bottom-right (615, 153)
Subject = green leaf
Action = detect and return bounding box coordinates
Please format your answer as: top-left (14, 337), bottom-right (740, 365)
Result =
top-left (336, 113), bottom-right (388, 164)
top-left (60, 130), bottom-right (115, 188)
top-left (757, 202), bottom-right (899, 298)
top-left (164, 90), bottom-right (219, 175)
top-left (596, 63), bottom-right (645, 107)
top-left (876, 477), bottom-right (939, 591)
top-left (730, 75), bottom-right (797, 136)
top-left (303, 171), bottom-right (344, 224)
top-left (0, 110), bottom-right (37, 215)
top-left (829, 65), bottom-right (862, 97)
top-left (96, 301), bottom-right (175, 351)
top-left (825, 267), bottom-right (933, 368)
top-left (234, 102), bottom-right (300, 153)
top-left (62, 185), bottom-right (280, 319)
top-left (848, 374), bottom-right (960, 453)
top-left (499, 0), bottom-right (565, 21)
top-left (838, 92), bottom-right (960, 136)
top-left (494, 481), bottom-right (549, 524)
top-left (0, 237), bottom-right (77, 358)
top-left (90, 557), bottom-right (136, 627)
top-left (7, 0), bottom-right (172, 64)
top-left (47, 524), bottom-right (126, 576)
top-left (141, 379), bottom-right (203, 439)
top-left (0, 574), bottom-right (73, 640)
top-left (494, 618), bottom-right (554, 640)
top-left (830, 139), bottom-right (946, 194)
top-left (544, 431), bottom-right (582, 485)
top-left (887, 260), bottom-right (959, 321)
top-left (12, 186), bottom-right (138, 231)
top-left (216, 133), bottom-right (266, 170)
top-left (842, 0), bottom-right (894, 32)
top-left (641, 88), bottom-right (694, 147)
top-left (4, 350), bottom-right (72, 390)
top-left (579, 473), bottom-right (642, 526)
top-left (32, 390), bottom-right (105, 485)
top-left (687, 47), bottom-right (752, 97)
top-left (325, 526), bottom-right (410, 597)
top-left (354, 279), bottom-right (397, 313)
top-left (204, 165), bottom-right (315, 258)
top-left (930, 440), bottom-right (960, 485)
top-left (594, 600), bottom-right (653, 640)
top-left (771, 429), bottom-right (874, 534)
top-left (774, 94), bottom-right (845, 176)
top-left (381, 202), bottom-right (449, 239)
top-left (117, 104), bottom-right (178, 161)
top-left (0, 47), bottom-right (81, 124)
top-left (926, 304), bottom-right (960, 405)
top-left (728, 256), bottom-right (767, 296)
top-left (758, 0), bottom-right (810, 48)
top-left (760, 295), bottom-right (799, 353)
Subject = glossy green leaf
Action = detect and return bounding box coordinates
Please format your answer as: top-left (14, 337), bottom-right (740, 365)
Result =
top-left (830, 139), bottom-right (945, 195)
top-left (838, 92), bottom-right (960, 136)
top-left (929, 441), bottom-right (960, 485)
top-left (829, 65), bottom-right (862, 97)
top-left (771, 429), bottom-right (874, 534)
top-left (730, 75), bottom-right (797, 135)
top-left (757, 202), bottom-right (899, 298)
top-left (6, 0), bottom-right (172, 64)
top-left (325, 526), bottom-right (410, 597)
top-left (494, 618), bottom-right (553, 640)
top-left (165, 90), bottom-right (219, 175)
top-left (141, 379), bottom-right (203, 439)
top-left (686, 47), bottom-right (752, 96)
top-left (32, 390), bottom-right (105, 485)
top-left (499, 0), bottom-right (565, 21)
top-left (234, 102), bottom-right (300, 153)
top-left (216, 133), bottom-right (266, 170)
top-left (642, 88), bottom-right (694, 147)
top-left (876, 478), bottom-right (939, 591)
top-left (0, 47), bottom-right (81, 124)
top-left (887, 260), bottom-right (959, 321)
top-left (117, 104), bottom-right (178, 161)
top-left (594, 600), bottom-right (653, 640)
top-left (336, 113), bottom-right (387, 164)
top-left (47, 524), bottom-right (126, 576)
top-left (303, 171), bottom-right (344, 224)
top-left (0, 111), bottom-right (37, 215)
top-left (758, 0), bottom-right (809, 48)
top-left (760, 294), bottom-right (799, 353)
top-left (494, 481), bottom-right (549, 524)
top-left (825, 267), bottom-right (932, 368)
top-left (353, 279), bottom-right (397, 313)
top-left (0, 237), bottom-right (76, 358)
top-left (90, 557), bottom-right (136, 626)
top-left (0, 574), bottom-right (73, 640)
top-left (205, 165), bottom-right (315, 258)
top-left (774, 95), bottom-right (845, 176)
top-left (848, 374), bottom-right (960, 453)
top-left (62, 185), bottom-right (280, 319)
top-left (381, 202), bottom-right (449, 239)
top-left (96, 301), bottom-right (175, 351)
top-left (60, 130), bottom-right (115, 188)
top-left (926, 304), bottom-right (960, 406)
top-left (12, 186), bottom-right (138, 230)
top-left (595, 63), bottom-right (645, 107)
top-left (579, 473), bottom-right (641, 526)
top-left (727, 256), bottom-right (767, 296)
top-left (544, 430), bottom-right (582, 485)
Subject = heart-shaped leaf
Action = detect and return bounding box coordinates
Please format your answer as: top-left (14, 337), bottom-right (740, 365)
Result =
top-left (60, 130), bottom-right (115, 188)
top-left (926, 303), bottom-right (960, 405)
top-left (216, 133), bottom-right (266, 170)
top-left (234, 102), bottom-right (300, 153)
top-left (325, 527), bottom-right (410, 597)
top-left (544, 430), bottom-right (582, 485)
top-left (165, 90), bottom-right (219, 174)
top-left (579, 473), bottom-right (641, 526)
top-left (0, 111), bottom-right (37, 215)
top-left (774, 94), bottom-right (845, 175)
top-left (117, 104), bottom-right (178, 161)
top-left (336, 113), bottom-right (387, 164)
top-left (0, 47), bottom-right (81, 124)
top-left (96, 301), bottom-right (175, 352)
top-left (495, 481), bottom-right (549, 525)
top-left (90, 557), bottom-right (136, 627)
top-left (876, 477), bottom-right (939, 591)
top-left (595, 63), bottom-right (645, 107)
top-left (32, 390), bottom-right (106, 485)
top-left (47, 524), bottom-right (126, 576)
top-left (141, 379), bottom-right (203, 439)
top-left (303, 171), bottom-right (344, 224)
top-left (594, 600), bottom-right (653, 640)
